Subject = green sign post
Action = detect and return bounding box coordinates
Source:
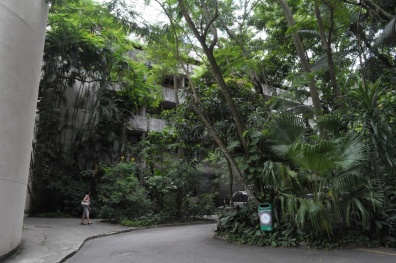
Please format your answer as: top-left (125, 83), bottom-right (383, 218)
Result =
top-left (258, 203), bottom-right (273, 231)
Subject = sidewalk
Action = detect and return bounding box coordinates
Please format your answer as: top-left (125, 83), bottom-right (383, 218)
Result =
top-left (3, 216), bottom-right (135, 263)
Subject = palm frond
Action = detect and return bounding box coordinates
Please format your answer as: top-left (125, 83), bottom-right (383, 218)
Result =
top-left (296, 199), bottom-right (333, 235)
top-left (260, 161), bottom-right (277, 186)
top-left (335, 176), bottom-right (384, 230)
top-left (267, 114), bottom-right (306, 157)
top-left (289, 140), bottom-right (337, 173)
top-left (260, 161), bottom-right (300, 190)
top-left (332, 173), bottom-right (360, 192)
top-left (333, 132), bottom-right (367, 169)
top-left (268, 114), bottom-right (306, 144)
top-left (351, 197), bottom-right (371, 230)
top-left (317, 113), bottom-right (344, 137)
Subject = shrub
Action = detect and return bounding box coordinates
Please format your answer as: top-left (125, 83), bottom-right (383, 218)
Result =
top-left (182, 193), bottom-right (217, 220)
top-left (97, 162), bottom-right (152, 222)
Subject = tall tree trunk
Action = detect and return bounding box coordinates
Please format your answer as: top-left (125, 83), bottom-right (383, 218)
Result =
top-left (226, 158), bottom-right (234, 206)
top-left (178, 61), bottom-right (259, 205)
top-left (314, 2), bottom-right (340, 100)
top-left (220, 19), bottom-right (270, 96)
top-left (156, 0), bottom-right (258, 204)
top-left (357, 3), bottom-right (367, 88)
top-left (177, 0), bottom-right (249, 151)
top-left (191, 101), bottom-right (259, 205)
top-left (277, 0), bottom-right (323, 118)
top-left (174, 75), bottom-right (183, 160)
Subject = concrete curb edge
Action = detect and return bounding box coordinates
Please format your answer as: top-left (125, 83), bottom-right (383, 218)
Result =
top-left (58, 219), bottom-right (218, 263)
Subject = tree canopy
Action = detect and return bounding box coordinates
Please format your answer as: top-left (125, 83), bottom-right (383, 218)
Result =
top-left (31, 0), bottom-right (396, 248)
top-left (136, 0), bottom-right (396, 246)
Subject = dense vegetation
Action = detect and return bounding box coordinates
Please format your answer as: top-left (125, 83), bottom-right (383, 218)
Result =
top-left (31, 0), bottom-right (216, 224)
top-left (31, 0), bottom-right (396, 248)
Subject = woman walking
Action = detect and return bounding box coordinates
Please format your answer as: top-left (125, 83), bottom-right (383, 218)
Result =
top-left (81, 191), bottom-right (92, 225)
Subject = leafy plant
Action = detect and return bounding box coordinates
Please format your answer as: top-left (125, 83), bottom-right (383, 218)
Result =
top-left (97, 162), bottom-right (152, 223)
top-left (30, 0), bottom-right (159, 214)
top-left (215, 204), bottom-right (300, 247)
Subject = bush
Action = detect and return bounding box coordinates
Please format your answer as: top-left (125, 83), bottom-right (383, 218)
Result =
top-left (182, 193), bottom-right (217, 220)
top-left (97, 162), bottom-right (152, 222)
top-left (215, 204), bottom-right (300, 247)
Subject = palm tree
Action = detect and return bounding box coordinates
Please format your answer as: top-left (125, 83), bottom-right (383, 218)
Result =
top-left (265, 113), bottom-right (382, 236)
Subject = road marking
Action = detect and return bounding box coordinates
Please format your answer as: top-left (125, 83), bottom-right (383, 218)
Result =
top-left (358, 248), bottom-right (396, 256)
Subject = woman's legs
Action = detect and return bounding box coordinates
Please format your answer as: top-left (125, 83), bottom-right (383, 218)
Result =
top-left (86, 208), bottom-right (91, 224)
top-left (81, 205), bottom-right (89, 224)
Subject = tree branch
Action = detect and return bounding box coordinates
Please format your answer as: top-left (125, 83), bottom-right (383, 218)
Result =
top-left (201, 0), bottom-right (219, 51)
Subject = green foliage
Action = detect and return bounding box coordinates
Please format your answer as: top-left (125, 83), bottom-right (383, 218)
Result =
top-left (130, 131), bottom-right (217, 222)
top-left (267, 113), bottom-right (381, 234)
top-left (345, 82), bottom-right (396, 172)
top-left (31, 0), bottom-right (161, 214)
top-left (215, 204), bottom-right (300, 247)
top-left (181, 194), bottom-right (217, 219)
top-left (216, 111), bottom-right (395, 247)
top-left (120, 215), bottom-right (160, 227)
top-left (33, 0), bottom-right (396, 249)
top-left (97, 162), bottom-right (152, 222)
top-left (145, 160), bottom-right (207, 220)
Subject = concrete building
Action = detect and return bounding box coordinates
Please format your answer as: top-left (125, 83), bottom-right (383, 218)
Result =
top-left (53, 75), bottom-right (185, 152)
top-left (0, 0), bottom-right (48, 258)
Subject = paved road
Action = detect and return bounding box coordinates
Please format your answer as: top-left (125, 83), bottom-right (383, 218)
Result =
top-left (66, 223), bottom-right (396, 263)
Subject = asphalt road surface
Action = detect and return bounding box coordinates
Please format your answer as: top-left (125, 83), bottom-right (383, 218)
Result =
top-left (66, 223), bottom-right (396, 263)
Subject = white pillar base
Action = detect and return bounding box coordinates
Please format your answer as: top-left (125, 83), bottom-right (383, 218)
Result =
top-left (0, 0), bottom-right (48, 256)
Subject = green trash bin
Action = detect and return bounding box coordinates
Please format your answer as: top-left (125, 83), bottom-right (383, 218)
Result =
top-left (258, 203), bottom-right (273, 231)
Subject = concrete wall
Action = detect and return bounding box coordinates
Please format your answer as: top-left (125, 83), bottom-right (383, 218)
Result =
top-left (0, 0), bottom-right (48, 257)
top-left (128, 115), bottom-right (148, 133)
top-left (149, 118), bottom-right (167, 132)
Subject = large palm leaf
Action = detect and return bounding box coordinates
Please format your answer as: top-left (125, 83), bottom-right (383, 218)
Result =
top-left (288, 140), bottom-right (337, 173)
top-left (266, 113), bottom-right (374, 234)
top-left (317, 113), bottom-right (345, 137)
top-left (267, 113), bottom-right (306, 158)
top-left (288, 132), bottom-right (366, 174)
top-left (260, 161), bottom-right (301, 222)
top-left (332, 173), bottom-right (384, 230)
top-left (296, 199), bottom-right (333, 236)
top-left (333, 132), bottom-right (367, 169)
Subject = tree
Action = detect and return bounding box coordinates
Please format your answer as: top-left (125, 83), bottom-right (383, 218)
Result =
top-left (276, 0), bottom-right (323, 117)
top-left (135, 0), bottom-right (264, 204)
top-left (31, 0), bottom-right (160, 214)
top-left (313, 1), bottom-right (340, 100)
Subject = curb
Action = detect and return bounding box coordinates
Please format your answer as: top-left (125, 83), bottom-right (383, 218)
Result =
top-left (59, 227), bottom-right (138, 263)
top-left (59, 219), bottom-right (218, 263)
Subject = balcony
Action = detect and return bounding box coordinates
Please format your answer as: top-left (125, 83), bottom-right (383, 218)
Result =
top-left (160, 87), bottom-right (177, 109)
top-left (127, 115), bottom-right (147, 133)
top-left (148, 118), bottom-right (167, 132)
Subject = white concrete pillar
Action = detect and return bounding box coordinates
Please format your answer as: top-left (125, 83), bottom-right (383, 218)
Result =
top-left (0, 0), bottom-right (48, 257)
